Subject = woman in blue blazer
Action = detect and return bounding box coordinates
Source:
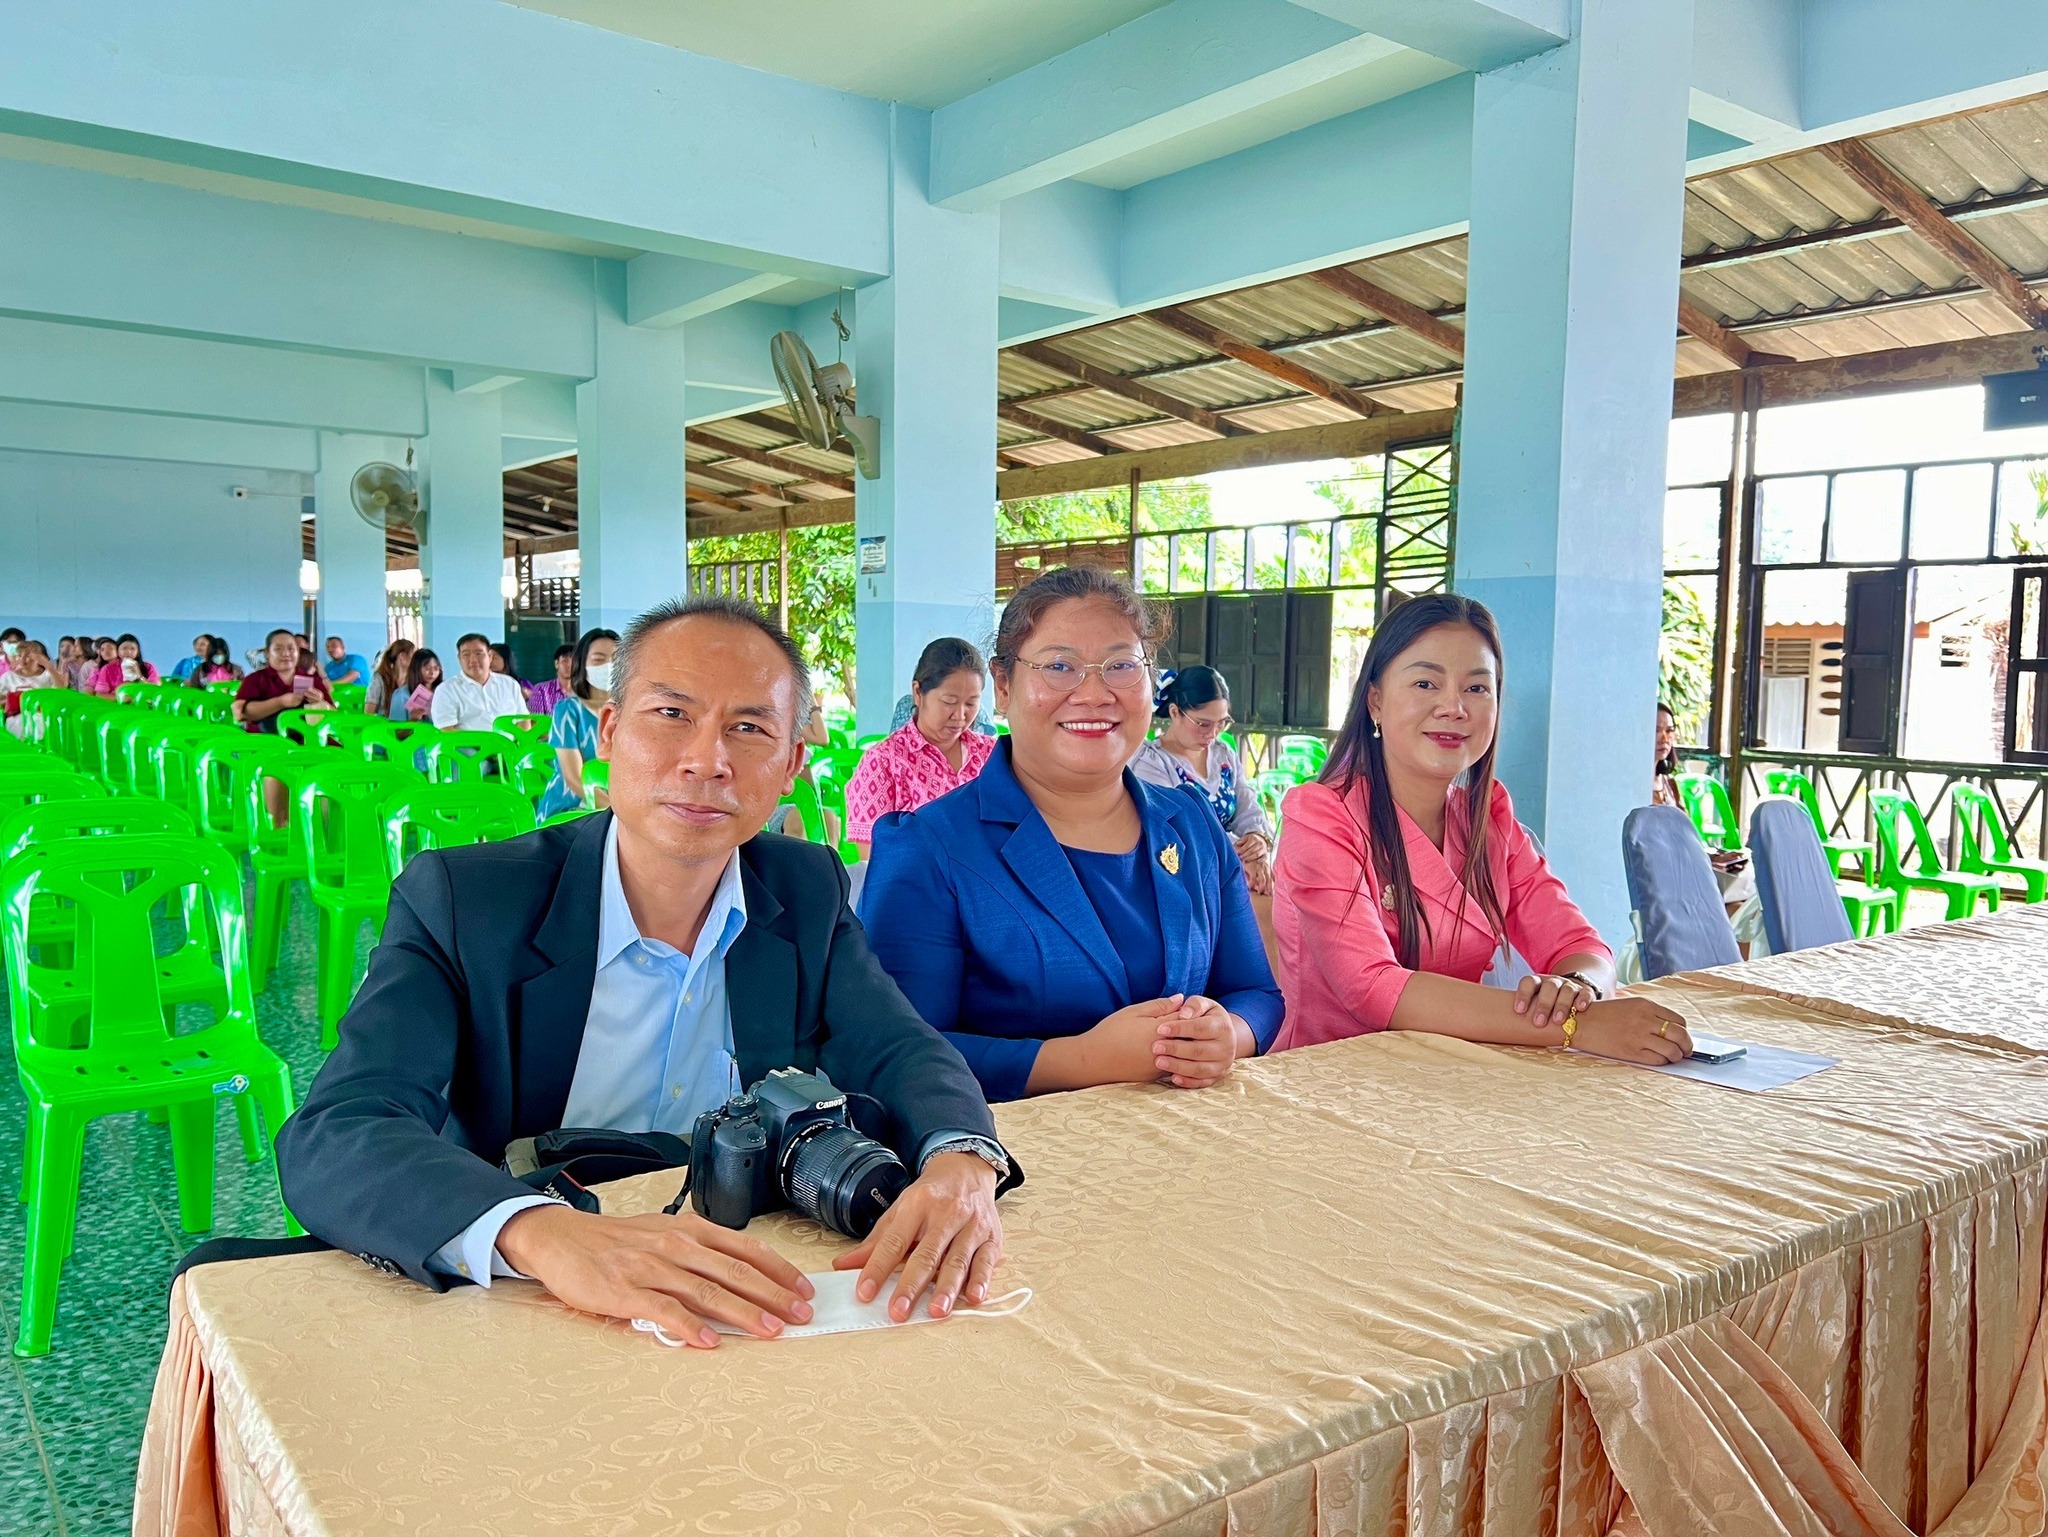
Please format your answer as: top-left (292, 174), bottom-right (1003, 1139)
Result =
top-left (862, 566), bottom-right (1284, 1102)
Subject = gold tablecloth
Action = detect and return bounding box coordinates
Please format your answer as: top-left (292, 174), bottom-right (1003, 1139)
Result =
top-left (139, 925), bottom-right (2048, 1536)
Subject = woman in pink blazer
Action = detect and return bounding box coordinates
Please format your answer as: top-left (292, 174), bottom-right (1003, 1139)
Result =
top-left (1272, 594), bottom-right (1691, 1063)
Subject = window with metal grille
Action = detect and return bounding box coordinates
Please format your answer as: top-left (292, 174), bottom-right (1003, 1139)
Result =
top-left (1761, 637), bottom-right (1812, 676)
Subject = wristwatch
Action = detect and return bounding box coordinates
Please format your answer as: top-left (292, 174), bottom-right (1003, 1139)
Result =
top-left (1558, 969), bottom-right (1605, 1001)
top-left (921, 1134), bottom-right (1013, 1183)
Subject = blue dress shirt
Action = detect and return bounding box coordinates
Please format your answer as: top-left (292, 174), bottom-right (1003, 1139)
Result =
top-left (430, 821), bottom-right (748, 1284)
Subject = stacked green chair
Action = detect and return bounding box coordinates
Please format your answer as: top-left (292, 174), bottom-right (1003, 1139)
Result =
top-left (1672, 773), bottom-right (1742, 852)
top-left (112, 681), bottom-right (158, 707)
top-left (382, 781), bottom-right (534, 877)
top-left (1762, 769), bottom-right (1872, 880)
top-left (317, 713), bottom-right (385, 755)
top-left (295, 760), bottom-right (404, 1043)
top-left (5, 833), bottom-right (298, 1356)
top-left (540, 806), bottom-right (595, 829)
top-left (93, 711), bottom-right (144, 795)
top-left (141, 719), bottom-right (227, 825)
top-left (1869, 790), bottom-right (2001, 921)
top-left (1952, 784), bottom-right (2048, 903)
top-left (424, 730), bottom-right (516, 784)
top-left (270, 707), bottom-right (324, 747)
top-left (16, 691), bottom-right (63, 749)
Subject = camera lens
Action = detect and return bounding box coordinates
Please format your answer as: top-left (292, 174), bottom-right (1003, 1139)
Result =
top-left (783, 1125), bottom-right (909, 1239)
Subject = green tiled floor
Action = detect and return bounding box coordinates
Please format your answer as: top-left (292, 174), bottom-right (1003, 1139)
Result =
top-left (0, 890), bottom-right (346, 1537)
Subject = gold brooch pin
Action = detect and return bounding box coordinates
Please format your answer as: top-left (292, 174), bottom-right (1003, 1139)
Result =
top-left (1159, 844), bottom-right (1181, 875)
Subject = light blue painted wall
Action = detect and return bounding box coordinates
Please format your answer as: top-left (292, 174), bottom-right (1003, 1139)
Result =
top-left (420, 374), bottom-right (505, 654)
top-left (0, 448), bottom-right (304, 665)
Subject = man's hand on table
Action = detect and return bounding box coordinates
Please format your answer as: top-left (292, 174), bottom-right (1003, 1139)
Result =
top-left (833, 1152), bottom-right (1003, 1322)
top-left (495, 1205), bottom-right (815, 1349)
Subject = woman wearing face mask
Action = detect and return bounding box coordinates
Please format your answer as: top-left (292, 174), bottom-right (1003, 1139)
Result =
top-left (0, 628), bottom-right (25, 673)
top-left (844, 637), bottom-right (996, 859)
top-left (89, 633), bottom-right (159, 696)
top-left (535, 627), bottom-right (620, 819)
top-left (1269, 594), bottom-right (1690, 1061)
top-left (862, 567), bottom-right (1283, 1102)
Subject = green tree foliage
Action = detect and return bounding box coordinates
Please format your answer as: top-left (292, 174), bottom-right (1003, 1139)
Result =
top-left (688, 524), bottom-right (857, 699)
top-left (1660, 577), bottom-right (1715, 735)
top-left (2015, 468), bottom-right (2048, 554)
top-left (995, 478), bottom-right (1215, 543)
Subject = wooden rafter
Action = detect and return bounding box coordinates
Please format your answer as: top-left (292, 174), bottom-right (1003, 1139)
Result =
top-left (995, 400), bottom-right (1122, 456)
top-left (688, 428), bottom-right (857, 493)
top-left (1671, 329), bottom-right (2047, 418)
top-left (685, 460), bottom-right (799, 503)
top-left (1817, 137), bottom-right (2048, 331)
top-left (1143, 305), bottom-right (1390, 417)
top-left (1009, 341), bottom-right (1251, 437)
top-left (1676, 295), bottom-right (1792, 369)
top-left (1304, 267), bottom-right (1467, 359)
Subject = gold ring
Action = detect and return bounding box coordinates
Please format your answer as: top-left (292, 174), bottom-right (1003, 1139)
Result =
top-left (1657, 1022), bottom-right (1668, 1038)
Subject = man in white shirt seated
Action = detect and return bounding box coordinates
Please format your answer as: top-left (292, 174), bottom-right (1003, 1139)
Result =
top-left (431, 631), bottom-right (528, 731)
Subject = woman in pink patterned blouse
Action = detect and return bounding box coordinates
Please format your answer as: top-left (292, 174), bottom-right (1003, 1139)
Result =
top-left (845, 637), bottom-right (996, 857)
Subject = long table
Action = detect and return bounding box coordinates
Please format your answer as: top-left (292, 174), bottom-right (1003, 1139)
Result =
top-left (139, 911), bottom-right (2048, 1535)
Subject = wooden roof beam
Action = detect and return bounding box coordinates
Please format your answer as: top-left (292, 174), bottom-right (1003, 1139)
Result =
top-left (1676, 295), bottom-right (1792, 369)
top-left (1143, 305), bottom-right (1391, 417)
top-left (1008, 341), bottom-right (1252, 438)
top-left (1818, 137), bottom-right (2048, 331)
top-left (688, 429), bottom-right (857, 493)
top-left (684, 460), bottom-right (799, 503)
top-left (1304, 267), bottom-right (1467, 360)
top-left (995, 400), bottom-right (1122, 456)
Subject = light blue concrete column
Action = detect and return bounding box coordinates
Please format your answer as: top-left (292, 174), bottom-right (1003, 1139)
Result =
top-left (420, 372), bottom-right (505, 655)
top-left (314, 431), bottom-right (407, 654)
top-left (576, 261), bottom-right (689, 637)
top-left (852, 107), bottom-right (1000, 735)
top-left (1453, 0), bottom-right (1694, 943)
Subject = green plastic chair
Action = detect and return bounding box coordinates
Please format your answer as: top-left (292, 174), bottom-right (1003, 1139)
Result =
top-left (16, 691), bottom-right (66, 749)
top-left (854, 733), bottom-right (886, 752)
top-left (112, 681), bottom-right (159, 707)
top-left (330, 684), bottom-right (368, 713)
top-left (270, 707), bottom-right (326, 748)
top-left (1868, 791), bottom-right (2001, 921)
top-left (1761, 770), bottom-right (1872, 881)
top-left (204, 678), bottom-right (240, 697)
top-left (295, 761), bottom-right (404, 1043)
top-left (382, 781), bottom-right (534, 877)
top-left (1952, 784), bottom-right (2048, 903)
top-left (5, 833), bottom-right (297, 1356)
top-left (424, 730), bottom-right (515, 785)
top-left (242, 750), bottom-right (330, 990)
top-left (579, 757), bottom-right (610, 809)
top-left (316, 713), bottom-right (385, 755)
top-left (144, 721), bottom-right (230, 823)
top-left (539, 806), bottom-right (595, 829)
top-left (193, 735), bottom-right (293, 856)
top-left (92, 711), bottom-right (143, 795)
top-left (776, 776), bottom-right (829, 843)
top-left (503, 739), bottom-right (558, 808)
top-left (1672, 773), bottom-right (1743, 852)
top-left (495, 713), bottom-right (551, 742)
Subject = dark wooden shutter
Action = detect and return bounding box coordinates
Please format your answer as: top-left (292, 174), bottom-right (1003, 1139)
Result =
top-left (1838, 568), bottom-right (1908, 755)
top-left (1246, 593), bottom-right (1289, 727)
top-left (1284, 591), bottom-right (1333, 729)
top-left (1157, 597), bottom-right (1208, 677)
top-left (1203, 596), bottom-right (1252, 709)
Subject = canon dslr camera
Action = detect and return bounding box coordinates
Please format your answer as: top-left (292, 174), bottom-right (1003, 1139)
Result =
top-left (688, 1068), bottom-right (909, 1239)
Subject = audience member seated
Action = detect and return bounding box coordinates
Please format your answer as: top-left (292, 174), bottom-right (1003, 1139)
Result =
top-left (88, 633), bottom-right (159, 696)
top-left (324, 636), bottom-right (369, 688)
top-left (398, 648), bottom-right (442, 721)
top-left (0, 627), bottom-right (23, 672)
top-left (1270, 594), bottom-right (1690, 1062)
top-left (193, 636), bottom-right (244, 685)
top-left (889, 689), bottom-right (997, 736)
top-left (2, 641), bottom-right (61, 732)
top-left (170, 633), bottom-right (210, 682)
top-left (78, 637), bottom-right (116, 691)
top-left (846, 638), bottom-right (996, 858)
top-left (527, 643), bottom-right (574, 717)
top-left (1132, 666), bottom-right (1277, 964)
top-left (863, 567), bottom-right (1283, 1103)
top-left (276, 594), bottom-right (1019, 1338)
top-left (536, 627), bottom-right (619, 819)
top-left (1652, 701), bottom-right (1755, 916)
top-left (367, 640), bottom-right (415, 718)
top-left (432, 633), bottom-right (528, 731)
top-left (234, 628), bottom-right (333, 735)
top-left (56, 637), bottom-right (94, 692)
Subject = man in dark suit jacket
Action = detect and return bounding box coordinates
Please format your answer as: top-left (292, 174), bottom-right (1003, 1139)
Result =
top-left (278, 596), bottom-right (1020, 1347)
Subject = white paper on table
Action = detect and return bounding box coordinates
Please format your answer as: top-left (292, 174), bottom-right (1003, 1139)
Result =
top-left (1644, 1039), bottom-right (1837, 1093)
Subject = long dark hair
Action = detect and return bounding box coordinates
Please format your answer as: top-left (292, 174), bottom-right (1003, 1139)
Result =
top-left (569, 627), bottom-right (621, 702)
top-left (405, 648), bottom-right (441, 692)
top-left (1323, 593), bottom-right (1507, 970)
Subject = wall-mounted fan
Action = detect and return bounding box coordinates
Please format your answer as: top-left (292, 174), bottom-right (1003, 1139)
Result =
top-left (350, 461), bottom-right (422, 534)
top-left (770, 330), bottom-right (880, 480)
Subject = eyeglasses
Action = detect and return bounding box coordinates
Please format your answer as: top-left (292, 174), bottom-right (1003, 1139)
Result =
top-left (1004, 655), bottom-right (1151, 693)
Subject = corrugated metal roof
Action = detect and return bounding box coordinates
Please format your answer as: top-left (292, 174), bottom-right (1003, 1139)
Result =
top-left (646, 90), bottom-right (2048, 528)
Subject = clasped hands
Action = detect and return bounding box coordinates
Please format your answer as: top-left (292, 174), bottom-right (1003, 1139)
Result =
top-left (496, 1150), bottom-right (1002, 1349)
top-left (1513, 972), bottom-right (1693, 1065)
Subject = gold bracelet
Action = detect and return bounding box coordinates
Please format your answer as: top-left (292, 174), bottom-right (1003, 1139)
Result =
top-left (1558, 1011), bottom-right (1579, 1051)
